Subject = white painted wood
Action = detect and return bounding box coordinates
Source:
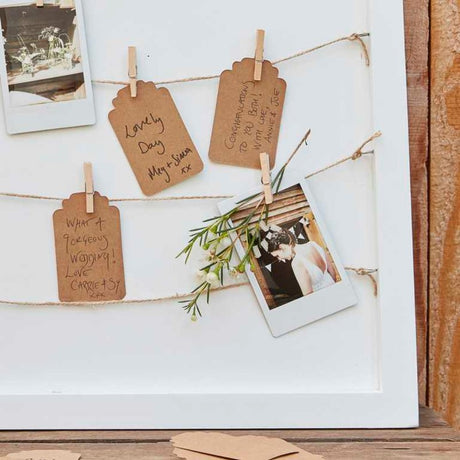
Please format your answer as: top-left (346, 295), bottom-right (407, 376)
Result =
top-left (0, 0), bottom-right (418, 428)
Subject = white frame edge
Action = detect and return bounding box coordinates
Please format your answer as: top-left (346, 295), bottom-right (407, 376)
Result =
top-left (0, 0), bottom-right (418, 429)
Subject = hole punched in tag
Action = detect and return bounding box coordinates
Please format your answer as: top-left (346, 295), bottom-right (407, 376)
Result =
top-left (260, 152), bottom-right (273, 204)
top-left (254, 29), bottom-right (265, 81)
top-left (128, 46), bottom-right (137, 98)
top-left (84, 162), bottom-right (94, 214)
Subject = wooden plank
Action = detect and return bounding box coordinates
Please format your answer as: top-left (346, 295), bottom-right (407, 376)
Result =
top-left (403, 0), bottom-right (430, 406)
top-left (429, 0), bottom-right (460, 430)
top-left (0, 408), bottom-right (458, 443)
top-left (0, 441), bottom-right (459, 459)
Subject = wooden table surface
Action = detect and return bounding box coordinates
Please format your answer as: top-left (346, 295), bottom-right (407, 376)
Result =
top-left (0, 407), bottom-right (458, 459)
top-left (1, 1), bottom-right (458, 458)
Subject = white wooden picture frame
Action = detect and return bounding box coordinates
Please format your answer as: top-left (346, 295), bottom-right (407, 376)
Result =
top-left (0, 0), bottom-right (418, 429)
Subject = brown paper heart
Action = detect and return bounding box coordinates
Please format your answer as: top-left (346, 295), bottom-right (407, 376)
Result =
top-left (109, 80), bottom-right (204, 195)
top-left (53, 192), bottom-right (126, 302)
top-left (209, 58), bottom-right (286, 169)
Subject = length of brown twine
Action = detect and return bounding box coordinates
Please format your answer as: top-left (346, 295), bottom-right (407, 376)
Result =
top-left (0, 131), bottom-right (381, 306)
top-left (92, 32), bottom-right (370, 87)
top-left (0, 132), bottom-right (381, 204)
top-left (0, 267), bottom-right (377, 307)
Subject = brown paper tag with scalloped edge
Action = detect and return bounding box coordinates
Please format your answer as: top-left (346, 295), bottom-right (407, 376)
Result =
top-left (109, 81), bottom-right (204, 195)
top-left (53, 192), bottom-right (126, 302)
top-left (209, 58), bottom-right (286, 169)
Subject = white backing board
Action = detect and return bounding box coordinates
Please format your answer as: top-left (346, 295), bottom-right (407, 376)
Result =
top-left (0, 0), bottom-right (418, 428)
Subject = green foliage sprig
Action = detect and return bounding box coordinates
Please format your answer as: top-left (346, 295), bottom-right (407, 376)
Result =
top-left (177, 130), bottom-right (311, 320)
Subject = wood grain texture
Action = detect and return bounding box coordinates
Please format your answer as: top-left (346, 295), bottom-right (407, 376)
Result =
top-left (0, 408), bottom-right (458, 459)
top-left (0, 408), bottom-right (457, 444)
top-left (430, 0), bottom-right (460, 430)
top-left (404, 0), bottom-right (430, 406)
top-left (0, 442), bottom-right (459, 460)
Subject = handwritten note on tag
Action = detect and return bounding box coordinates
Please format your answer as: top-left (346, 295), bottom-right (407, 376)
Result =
top-left (53, 192), bottom-right (126, 302)
top-left (109, 80), bottom-right (204, 195)
top-left (209, 58), bottom-right (286, 169)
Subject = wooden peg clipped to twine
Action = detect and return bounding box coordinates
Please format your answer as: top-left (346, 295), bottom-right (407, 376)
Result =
top-left (84, 162), bottom-right (94, 214)
top-left (254, 29), bottom-right (265, 81)
top-left (128, 46), bottom-right (137, 97)
top-left (260, 152), bottom-right (273, 205)
top-left (36, 0), bottom-right (44, 7)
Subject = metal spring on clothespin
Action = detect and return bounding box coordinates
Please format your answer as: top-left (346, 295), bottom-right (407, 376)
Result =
top-left (260, 152), bottom-right (273, 205)
top-left (254, 29), bottom-right (265, 81)
top-left (84, 162), bottom-right (94, 214)
top-left (128, 46), bottom-right (137, 98)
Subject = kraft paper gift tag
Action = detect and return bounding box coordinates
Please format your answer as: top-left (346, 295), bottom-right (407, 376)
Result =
top-left (53, 192), bottom-right (126, 302)
top-left (209, 58), bottom-right (286, 169)
top-left (171, 432), bottom-right (323, 460)
top-left (4, 451), bottom-right (81, 460)
top-left (109, 80), bottom-right (204, 195)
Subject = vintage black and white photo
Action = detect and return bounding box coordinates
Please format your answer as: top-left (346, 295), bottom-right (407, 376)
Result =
top-left (0, 0), bottom-right (94, 133)
top-left (1, 1), bottom-right (85, 106)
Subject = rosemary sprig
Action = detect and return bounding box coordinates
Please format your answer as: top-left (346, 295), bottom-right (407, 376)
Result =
top-left (177, 129), bottom-right (311, 320)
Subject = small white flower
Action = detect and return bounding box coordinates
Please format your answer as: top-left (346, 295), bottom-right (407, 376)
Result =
top-left (206, 272), bottom-right (219, 285)
top-left (199, 250), bottom-right (216, 263)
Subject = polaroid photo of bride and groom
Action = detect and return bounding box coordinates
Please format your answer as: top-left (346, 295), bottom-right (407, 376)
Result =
top-left (219, 179), bottom-right (357, 337)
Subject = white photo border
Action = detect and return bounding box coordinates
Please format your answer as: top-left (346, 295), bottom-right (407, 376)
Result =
top-left (218, 177), bottom-right (358, 337)
top-left (0, 0), bottom-right (95, 134)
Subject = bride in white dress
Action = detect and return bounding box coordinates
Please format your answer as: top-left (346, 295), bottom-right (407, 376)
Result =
top-left (264, 227), bottom-right (337, 296)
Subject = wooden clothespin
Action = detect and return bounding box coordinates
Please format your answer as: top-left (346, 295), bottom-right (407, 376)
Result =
top-left (36, 0), bottom-right (44, 7)
top-left (260, 152), bottom-right (273, 205)
top-left (128, 46), bottom-right (137, 98)
top-left (254, 29), bottom-right (265, 81)
top-left (84, 162), bottom-right (94, 214)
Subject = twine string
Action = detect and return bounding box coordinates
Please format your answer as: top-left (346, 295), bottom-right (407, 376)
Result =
top-left (0, 131), bottom-right (382, 307)
top-left (0, 131), bottom-right (380, 203)
top-left (352, 131), bottom-right (382, 160)
top-left (0, 267), bottom-right (377, 307)
top-left (92, 32), bottom-right (370, 87)
top-left (346, 267), bottom-right (378, 296)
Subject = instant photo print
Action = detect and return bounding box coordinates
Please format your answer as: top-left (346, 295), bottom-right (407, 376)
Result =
top-left (0, 0), bottom-right (95, 133)
top-left (219, 178), bottom-right (357, 337)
